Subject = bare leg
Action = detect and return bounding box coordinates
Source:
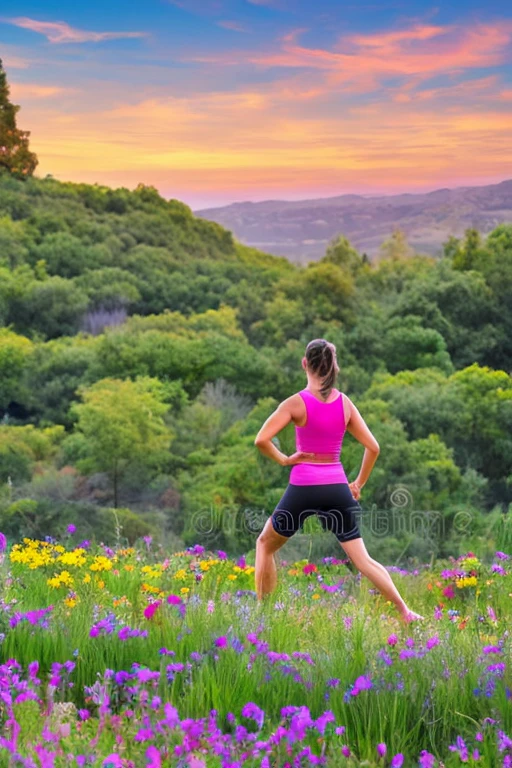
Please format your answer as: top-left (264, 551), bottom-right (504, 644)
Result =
top-left (255, 516), bottom-right (288, 600)
top-left (341, 538), bottom-right (423, 623)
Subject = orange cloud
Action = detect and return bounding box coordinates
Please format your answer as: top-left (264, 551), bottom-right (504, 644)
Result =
top-left (7, 17), bottom-right (147, 44)
top-left (10, 83), bottom-right (75, 99)
top-left (8, 16), bottom-right (512, 204)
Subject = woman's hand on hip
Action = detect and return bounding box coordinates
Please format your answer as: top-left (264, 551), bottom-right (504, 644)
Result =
top-left (349, 481), bottom-right (362, 500)
top-left (282, 451), bottom-right (316, 466)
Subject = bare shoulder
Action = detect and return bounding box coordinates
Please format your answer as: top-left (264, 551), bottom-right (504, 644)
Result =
top-left (341, 391), bottom-right (353, 422)
top-left (276, 392), bottom-right (305, 422)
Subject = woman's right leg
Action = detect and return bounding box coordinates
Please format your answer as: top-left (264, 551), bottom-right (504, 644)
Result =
top-left (341, 537), bottom-right (423, 622)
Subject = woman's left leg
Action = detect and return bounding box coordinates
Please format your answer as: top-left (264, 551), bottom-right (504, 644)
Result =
top-left (255, 516), bottom-right (288, 600)
top-left (341, 537), bottom-right (423, 622)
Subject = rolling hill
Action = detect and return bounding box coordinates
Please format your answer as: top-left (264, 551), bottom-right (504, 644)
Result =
top-left (196, 179), bottom-right (512, 264)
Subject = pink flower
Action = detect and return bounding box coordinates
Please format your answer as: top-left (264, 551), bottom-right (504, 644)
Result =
top-left (303, 563), bottom-right (318, 575)
top-left (377, 743), bottom-right (387, 757)
top-left (443, 585), bottom-right (455, 599)
top-left (167, 594), bottom-right (182, 605)
top-left (387, 634), bottom-right (398, 646)
top-left (215, 636), bottom-right (228, 648)
top-left (188, 758), bottom-right (206, 768)
top-left (144, 601), bottom-right (162, 620)
top-left (341, 746), bottom-right (351, 757)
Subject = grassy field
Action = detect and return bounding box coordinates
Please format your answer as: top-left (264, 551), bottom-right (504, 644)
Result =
top-left (0, 532), bottom-right (511, 767)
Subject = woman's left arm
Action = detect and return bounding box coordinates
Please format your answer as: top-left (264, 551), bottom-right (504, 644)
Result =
top-left (254, 400), bottom-right (314, 466)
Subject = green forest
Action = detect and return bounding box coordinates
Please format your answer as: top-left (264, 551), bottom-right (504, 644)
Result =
top-left (0, 171), bottom-right (511, 562)
top-left (0, 60), bottom-right (511, 563)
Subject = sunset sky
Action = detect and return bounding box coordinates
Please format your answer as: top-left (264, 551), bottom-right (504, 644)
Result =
top-left (1, 0), bottom-right (512, 209)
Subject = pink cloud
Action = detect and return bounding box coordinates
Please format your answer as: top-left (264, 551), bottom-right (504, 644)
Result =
top-left (7, 17), bottom-right (147, 44)
top-left (181, 19), bottom-right (512, 98)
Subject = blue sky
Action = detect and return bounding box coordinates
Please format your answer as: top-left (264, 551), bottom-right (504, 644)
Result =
top-left (1, 0), bottom-right (512, 207)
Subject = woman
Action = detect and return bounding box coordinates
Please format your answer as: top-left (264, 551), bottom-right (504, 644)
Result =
top-left (254, 338), bottom-right (423, 623)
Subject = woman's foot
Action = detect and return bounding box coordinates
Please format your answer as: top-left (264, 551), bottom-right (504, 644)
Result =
top-left (400, 607), bottom-right (424, 624)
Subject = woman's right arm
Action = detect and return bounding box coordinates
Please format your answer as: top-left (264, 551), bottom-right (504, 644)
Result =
top-left (254, 399), bottom-right (315, 466)
top-left (345, 397), bottom-right (380, 499)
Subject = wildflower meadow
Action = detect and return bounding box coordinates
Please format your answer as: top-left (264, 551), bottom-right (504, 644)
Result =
top-left (0, 528), bottom-right (511, 768)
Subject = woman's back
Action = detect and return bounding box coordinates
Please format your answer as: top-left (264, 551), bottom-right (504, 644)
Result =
top-left (289, 387), bottom-right (349, 486)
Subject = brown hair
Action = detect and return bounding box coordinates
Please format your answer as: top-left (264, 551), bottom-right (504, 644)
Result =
top-left (304, 339), bottom-right (339, 399)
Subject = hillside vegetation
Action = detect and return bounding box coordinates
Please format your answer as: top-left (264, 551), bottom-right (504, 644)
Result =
top-left (0, 174), bottom-right (511, 561)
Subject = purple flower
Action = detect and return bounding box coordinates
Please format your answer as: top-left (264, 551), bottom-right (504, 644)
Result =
top-left (241, 702), bottom-right (265, 731)
top-left (483, 645), bottom-right (501, 655)
top-left (495, 551), bottom-right (509, 560)
top-left (103, 756), bottom-right (122, 768)
top-left (315, 711), bottom-right (335, 735)
top-left (351, 675), bottom-right (372, 696)
top-left (0, 532), bottom-right (7, 552)
top-left (67, 524), bottom-right (76, 535)
top-left (134, 727), bottom-right (154, 742)
top-left (217, 550), bottom-right (228, 560)
top-left (341, 745), bottom-right (350, 757)
top-left (214, 636), bottom-right (227, 648)
top-left (377, 743), bottom-right (387, 757)
top-left (390, 754), bottom-right (404, 768)
top-left (426, 635), bottom-right (440, 650)
top-left (387, 634), bottom-right (398, 646)
top-left (146, 746), bottom-right (161, 768)
top-left (418, 751), bottom-right (436, 768)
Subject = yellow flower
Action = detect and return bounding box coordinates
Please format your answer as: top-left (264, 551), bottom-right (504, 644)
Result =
top-left (244, 566), bottom-right (255, 575)
top-left (124, 564), bottom-right (135, 572)
top-left (312, 594), bottom-right (320, 600)
top-left (97, 579), bottom-right (105, 590)
top-left (180, 587), bottom-right (190, 594)
top-left (90, 556), bottom-right (113, 572)
top-left (83, 573), bottom-right (91, 584)
top-left (64, 597), bottom-right (77, 608)
top-left (233, 566), bottom-right (243, 573)
top-left (174, 569), bottom-right (187, 581)
top-left (58, 549), bottom-right (87, 567)
top-left (456, 576), bottom-right (477, 589)
top-left (227, 574), bottom-right (237, 581)
top-left (199, 561), bottom-right (210, 571)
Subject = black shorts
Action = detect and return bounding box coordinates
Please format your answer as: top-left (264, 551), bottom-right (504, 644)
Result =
top-left (271, 483), bottom-right (362, 543)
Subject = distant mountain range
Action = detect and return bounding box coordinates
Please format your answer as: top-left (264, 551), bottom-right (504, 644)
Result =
top-left (195, 179), bottom-right (512, 264)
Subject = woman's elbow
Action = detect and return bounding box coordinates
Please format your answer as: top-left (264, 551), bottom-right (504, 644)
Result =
top-left (254, 434), bottom-right (265, 449)
top-left (373, 440), bottom-right (380, 455)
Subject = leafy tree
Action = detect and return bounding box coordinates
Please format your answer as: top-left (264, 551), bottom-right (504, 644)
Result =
top-left (382, 315), bottom-right (453, 374)
top-left (22, 276), bottom-right (89, 339)
top-left (70, 377), bottom-right (172, 506)
top-left (322, 235), bottom-right (364, 276)
top-left (378, 229), bottom-right (414, 262)
top-left (0, 59), bottom-right (38, 178)
top-left (0, 329), bottom-right (33, 412)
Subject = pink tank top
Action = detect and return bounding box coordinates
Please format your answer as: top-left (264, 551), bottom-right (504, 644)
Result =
top-left (289, 388), bottom-right (349, 486)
